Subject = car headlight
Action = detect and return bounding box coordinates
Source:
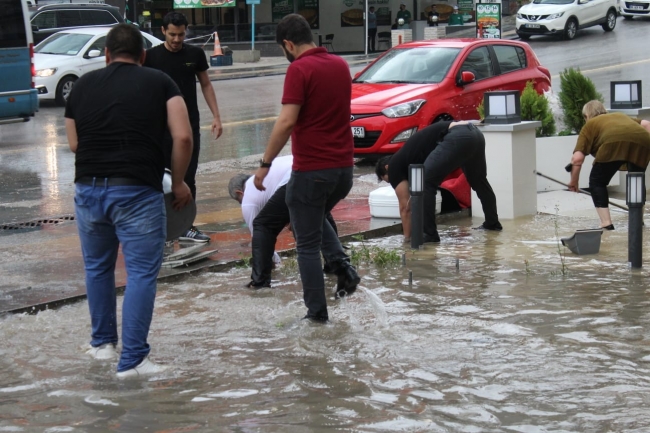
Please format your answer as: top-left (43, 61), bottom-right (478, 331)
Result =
top-left (516, 13), bottom-right (523, 19)
top-left (35, 68), bottom-right (57, 77)
top-left (381, 100), bottom-right (426, 118)
top-left (547, 12), bottom-right (564, 19)
top-left (391, 127), bottom-right (418, 143)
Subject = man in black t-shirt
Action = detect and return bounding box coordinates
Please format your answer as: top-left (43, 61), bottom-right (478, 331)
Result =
top-left (65, 24), bottom-right (193, 378)
top-left (144, 11), bottom-right (223, 243)
top-left (375, 121), bottom-right (502, 243)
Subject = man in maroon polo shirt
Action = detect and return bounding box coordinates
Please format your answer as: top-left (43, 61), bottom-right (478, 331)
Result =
top-left (253, 14), bottom-right (359, 322)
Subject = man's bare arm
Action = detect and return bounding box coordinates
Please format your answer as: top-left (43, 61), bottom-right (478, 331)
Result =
top-left (253, 104), bottom-right (301, 191)
top-left (65, 118), bottom-right (78, 153)
top-left (395, 180), bottom-right (411, 239)
top-left (197, 70), bottom-right (223, 139)
top-left (167, 95), bottom-right (194, 209)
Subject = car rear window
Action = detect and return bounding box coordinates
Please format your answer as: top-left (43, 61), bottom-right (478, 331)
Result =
top-left (32, 11), bottom-right (57, 30)
top-left (0, 0), bottom-right (28, 48)
top-left (81, 10), bottom-right (118, 26)
top-left (492, 45), bottom-right (527, 74)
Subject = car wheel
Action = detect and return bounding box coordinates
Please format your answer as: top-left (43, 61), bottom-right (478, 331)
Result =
top-left (563, 18), bottom-right (578, 40)
top-left (55, 76), bottom-right (77, 106)
top-left (623, 15), bottom-right (633, 20)
top-left (433, 114), bottom-right (453, 123)
top-left (518, 33), bottom-right (531, 40)
top-left (602, 9), bottom-right (617, 31)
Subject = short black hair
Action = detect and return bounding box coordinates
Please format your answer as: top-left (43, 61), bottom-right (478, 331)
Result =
top-left (163, 12), bottom-right (188, 29)
top-left (106, 24), bottom-right (143, 63)
top-left (276, 14), bottom-right (313, 46)
top-left (375, 155), bottom-right (392, 182)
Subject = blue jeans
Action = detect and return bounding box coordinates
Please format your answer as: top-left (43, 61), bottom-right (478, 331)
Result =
top-left (286, 167), bottom-right (353, 320)
top-left (74, 181), bottom-right (165, 372)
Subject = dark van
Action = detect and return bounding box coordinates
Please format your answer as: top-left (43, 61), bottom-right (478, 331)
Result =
top-left (29, 4), bottom-right (124, 44)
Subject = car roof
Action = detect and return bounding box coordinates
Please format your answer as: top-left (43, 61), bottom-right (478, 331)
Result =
top-left (395, 38), bottom-right (527, 49)
top-left (50, 26), bottom-right (116, 36)
top-left (29, 3), bottom-right (120, 12)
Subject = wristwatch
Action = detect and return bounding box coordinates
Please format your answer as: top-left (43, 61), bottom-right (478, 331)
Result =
top-left (260, 158), bottom-right (272, 168)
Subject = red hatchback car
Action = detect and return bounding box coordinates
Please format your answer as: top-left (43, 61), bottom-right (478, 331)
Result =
top-left (351, 39), bottom-right (551, 157)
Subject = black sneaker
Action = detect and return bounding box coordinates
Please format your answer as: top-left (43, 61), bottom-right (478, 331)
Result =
top-left (602, 224), bottom-right (615, 230)
top-left (245, 281), bottom-right (271, 289)
top-left (473, 222), bottom-right (503, 231)
top-left (302, 314), bottom-right (329, 323)
top-left (179, 226), bottom-right (211, 243)
top-left (335, 264), bottom-right (360, 299)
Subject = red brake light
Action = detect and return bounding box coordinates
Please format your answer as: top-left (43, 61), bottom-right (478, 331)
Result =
top-left (30, 43), bottom-right (35, 88)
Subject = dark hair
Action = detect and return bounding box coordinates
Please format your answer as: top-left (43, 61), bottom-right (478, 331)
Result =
top-left (375, 155), bottom-right (392, 182)
top-left (162, 12), bottom-right (188, 29)
top-left (228, 174), bottom-right (251, 200)
top-left (276, 14), bottom-right (313, 46)
top-left (106, 24), bottom-right (143, 63)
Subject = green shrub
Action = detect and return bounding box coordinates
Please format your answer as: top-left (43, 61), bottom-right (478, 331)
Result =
top-left (520, 81), bottom-right (555, 137)
top-left (558, 67), bottom-right (603, 134)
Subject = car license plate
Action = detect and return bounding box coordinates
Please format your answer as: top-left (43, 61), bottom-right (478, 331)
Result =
top-left (352, 126), bottom-right (365, 138)
top-left (630, 5), bottom-right (644, 9)
top-left (525, 23), bottom-right (541, 28)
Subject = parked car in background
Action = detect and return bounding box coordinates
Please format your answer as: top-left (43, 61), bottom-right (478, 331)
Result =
top-left (34, 27), bottom-right (162, 105)
top-left (29, 3), bottom-right (123, 44)
top-left (619, 0), bottom-right (650, 18)
top-left (350, 39), bottom-right (551, 157)
top-left (516, 0), bottom-right (618, 40)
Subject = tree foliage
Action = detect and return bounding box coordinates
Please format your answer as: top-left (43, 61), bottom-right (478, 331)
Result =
top-left (558, 67), bottom-right (603, 134)
top-left (520, 81), bottom-right (555, 137)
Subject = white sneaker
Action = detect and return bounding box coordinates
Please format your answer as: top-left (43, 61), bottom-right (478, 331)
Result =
top-left (116, 357), bottom-right (168, 379)
top-left (85, 343), bottom-right (118, 360)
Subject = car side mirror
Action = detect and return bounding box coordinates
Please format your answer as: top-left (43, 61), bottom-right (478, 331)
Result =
top-left (86, 49), bottom-right (102, 58)
top-left (458, 70), bottom-right (476, 86)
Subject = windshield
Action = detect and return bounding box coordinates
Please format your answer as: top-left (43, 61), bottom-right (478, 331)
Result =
top-left (354, 47), bottom-right (461, 84)
top-left (35, 33), bottom-right (93, 55)
top-left (532, 0), bottom-right (574, 4)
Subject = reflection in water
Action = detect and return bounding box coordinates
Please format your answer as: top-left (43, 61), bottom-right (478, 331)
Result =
top-left (2, 222), bottom-right (650, 431)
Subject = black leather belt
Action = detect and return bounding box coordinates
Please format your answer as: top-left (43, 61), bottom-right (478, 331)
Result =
top-left (76, 177), bottom-right (149, 187)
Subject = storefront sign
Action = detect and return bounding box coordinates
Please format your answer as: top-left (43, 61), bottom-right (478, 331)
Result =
top-left (458, 0), bottom-right (474, 22)
top-left (173, 0), bottom-right (235, 8)
top-left (298, 0), bottom-right (319, 28)
top-left (272, 0), bottom-right (294, 22)
top-left (475, 3), bottom-right (501, 38)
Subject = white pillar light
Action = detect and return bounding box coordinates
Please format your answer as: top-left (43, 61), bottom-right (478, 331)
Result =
top-left (611, 80), bottom-right (642, 109)
top-left (483, 90), bottom-right (521, 124)
top-left (409, 164), bottom-right (424, 196)
top-left (626, 172), bottom-right (645, 207)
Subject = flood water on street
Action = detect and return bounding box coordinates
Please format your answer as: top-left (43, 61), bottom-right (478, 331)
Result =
top-left (2, 211), bottom-right (650, 432)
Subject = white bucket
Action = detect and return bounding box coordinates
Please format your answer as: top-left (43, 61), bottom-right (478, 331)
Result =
top-left (369, 186), bottom-right (441, 219)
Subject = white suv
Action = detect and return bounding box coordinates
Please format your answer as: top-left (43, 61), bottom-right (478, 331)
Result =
top-left (619, 0), bottom-right (650, 18)
top-left (516, 0), bottom-right (618, 41)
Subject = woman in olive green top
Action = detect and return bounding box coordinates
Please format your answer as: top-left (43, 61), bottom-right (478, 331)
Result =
top-left (569, 100), bottom-right (650, 230)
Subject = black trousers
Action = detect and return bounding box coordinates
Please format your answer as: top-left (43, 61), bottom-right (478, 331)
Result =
top-left (250, 185), bottom-right (342, 287)
top-left (422, 123), bottom-right (499, 235)
top-left (368, 28), bottom-right (377, 52)
top-left (163, 127), bottom-right (201, 200)
top-left (589, 160), bottom-right (645, 208)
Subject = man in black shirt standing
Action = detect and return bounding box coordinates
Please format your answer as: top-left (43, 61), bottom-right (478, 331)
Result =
top-left (375, 121), bottom-right (502, 243)
top-left (144, 11), bottom-right (223, 243)
top-left (65, 24), bottom-right (193, 378)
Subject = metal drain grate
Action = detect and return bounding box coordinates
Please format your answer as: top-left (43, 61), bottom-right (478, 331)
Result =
top-left (0, 215), bottom-right (76, 231)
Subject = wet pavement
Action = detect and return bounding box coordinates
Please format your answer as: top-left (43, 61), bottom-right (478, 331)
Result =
top-left (3, 21), bottom-right (650, 430)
